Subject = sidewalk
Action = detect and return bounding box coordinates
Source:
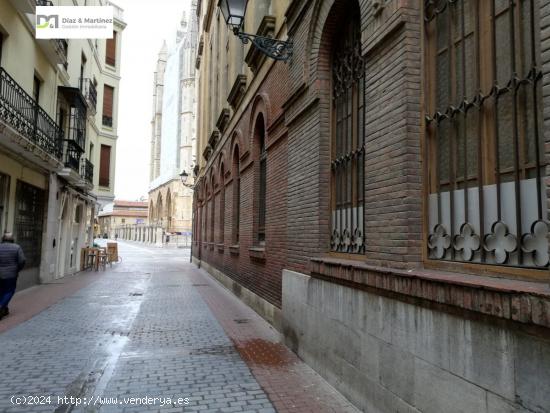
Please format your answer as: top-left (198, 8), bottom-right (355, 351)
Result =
top-left (189, 265), bottom-right (359, 413)
top-left (0, 269), bottom-right (106, 334)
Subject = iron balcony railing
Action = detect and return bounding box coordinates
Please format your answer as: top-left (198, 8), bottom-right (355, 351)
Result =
top-left (102, 115), bottom-right (113, 127)
top-left (0, 68), bottom-right (63, 159)
top-left (79, 78), bottom-right (97, 111)
top-left (81, 158), bottom-right (94, 184)
top-left (55, 39), bottom-right (69, 69)
top-left (36, 0), bottom-right (54, 5)
top-left (64, 140), bottom-right (81, 173)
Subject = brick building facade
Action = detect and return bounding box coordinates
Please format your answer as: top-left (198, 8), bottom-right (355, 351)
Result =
top-left (193, 0), bottom-right (550, 411)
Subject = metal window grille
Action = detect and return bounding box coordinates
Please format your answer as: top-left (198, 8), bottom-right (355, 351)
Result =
top-left (14, 181), bottom-right (45, 268)
top-left (258, 136), bottom-right (267, 244)
top-left (330, 17), bottom-right (366, 254)
top-left (233, 150), bottom-right (240, 244)
top-left (425, 0), bottom-right (546, 268)
top-left (219, 168), bottom-right (225, 244)
top-left (210, 181), bottom-right (215, 244)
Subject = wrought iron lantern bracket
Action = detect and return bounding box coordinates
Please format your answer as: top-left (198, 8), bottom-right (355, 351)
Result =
top-left (234, 29), bottom-right (293, 62)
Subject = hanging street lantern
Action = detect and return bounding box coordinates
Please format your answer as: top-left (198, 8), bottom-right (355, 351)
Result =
top-left (219, 0), bottom-right (293, 62)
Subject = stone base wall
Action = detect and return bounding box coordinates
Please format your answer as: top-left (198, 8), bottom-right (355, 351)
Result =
top-left (282, 270), bottom-right (550, 413)
top-left (199, 260), bottom-right (282, 331)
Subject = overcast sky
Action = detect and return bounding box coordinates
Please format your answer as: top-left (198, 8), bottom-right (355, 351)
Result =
top-left (112, 0), bottom-right (192, 201)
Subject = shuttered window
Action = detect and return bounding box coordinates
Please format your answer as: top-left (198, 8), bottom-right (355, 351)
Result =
top-left (99, 144), bottom-right (111, 187)
top-left (106, 31), bottom-right (117, 66)
top-left (102, 85), bottom-right (114, 127)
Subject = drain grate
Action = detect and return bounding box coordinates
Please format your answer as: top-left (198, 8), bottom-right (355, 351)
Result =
top-left (192, 283), bottom-right (209, 287)
top-left (233, 319), bottom-right (250, 324)
top-left (129, 292), bottom-right (143, 296)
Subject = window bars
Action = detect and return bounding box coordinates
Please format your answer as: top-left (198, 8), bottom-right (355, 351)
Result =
top-left (258, 129), bottom-right (267, 244)
top-left (425, 0), bottom-right (547, 268)
top-left (330, 19), bottom-right (366, 254)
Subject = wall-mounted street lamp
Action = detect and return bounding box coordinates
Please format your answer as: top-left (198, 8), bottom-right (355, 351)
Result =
top-left (219, 0), bottom-right (293, 62)
top-left (179, 170), bottom-right (195, 189)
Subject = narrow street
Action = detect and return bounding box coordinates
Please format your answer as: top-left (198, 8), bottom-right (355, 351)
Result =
top-left (0, 242), bottom-right (358, 413)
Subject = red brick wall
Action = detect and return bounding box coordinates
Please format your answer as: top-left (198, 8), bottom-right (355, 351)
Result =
top-left (195, 61), bottom-right (290, 308)
top-left (194, 0), bottom-right (424, 309)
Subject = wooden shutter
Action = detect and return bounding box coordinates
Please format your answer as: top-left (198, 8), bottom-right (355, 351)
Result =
top-left (103, 85), bottom-right (113, 116)
top-left (99, 145), bottom-right (111, 187)
top-left (103, 85), bottom-right (114, 126)
top-left (106, 31), bottom-right (117, 66)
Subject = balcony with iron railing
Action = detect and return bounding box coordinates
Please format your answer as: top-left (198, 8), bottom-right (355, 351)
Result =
top-left (79, 78), bottom-right (97, 113)
top-left (58, 86), bottom-right (87, 151)
top-left (64, 140), bottom-right (81, 173)
top-left (102, 115), bottom-right (113, 128)
top-left (81, 158), bottom-right (94, 185)
top-left (0, 68), bottom-right (63, 160)
top-left (55, 39), bottom-right (69, 70)
top-left (36, 0), bottom-right (54, 5)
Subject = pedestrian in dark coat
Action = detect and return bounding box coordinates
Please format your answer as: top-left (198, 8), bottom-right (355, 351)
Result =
top-left (0, 232), bottom-right (26, 319)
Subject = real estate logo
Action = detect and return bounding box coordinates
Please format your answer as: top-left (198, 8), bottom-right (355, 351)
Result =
top-left (36, 15), bottom-right (59, 29)
top-left (35, 6), bottom-right (113, 39)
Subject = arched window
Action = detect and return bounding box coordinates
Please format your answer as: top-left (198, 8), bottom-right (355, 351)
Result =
top-left (210, 174), bottom-right (215, 245)
top-left (330, 8), bottom-right (365, 254)
top-left (232, 146), bottom-right (240, 244)
top-left (219, 164), bottom-right (225, 245)
top-left (254, 114), bottom-right (267, 244)
top-left (203, 183), bottom-right (208, 245)
top-left (156, 194), bottom-right (163, 224)
top-left (425, 1), bottom-right (546, 268)
top-left (166, 190), bottom-right (172, 231)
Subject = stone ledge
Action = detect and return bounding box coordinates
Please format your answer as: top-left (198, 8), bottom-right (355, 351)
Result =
top-left (310, 257), bottom-right (550, 328)
top-left (229, 244), bottom-right (240, 255)
top-left (216, 108), bottom-right (230, 134)
top-left (227, 74), bottom-right (247, 111)
top-left (217, 243), bottom-right (225, 253)
top-left (249, 247), bottom-right (266, 261)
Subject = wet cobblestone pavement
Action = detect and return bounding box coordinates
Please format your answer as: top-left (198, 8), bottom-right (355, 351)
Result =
top-left (0, 242), bottom-right (358, 413)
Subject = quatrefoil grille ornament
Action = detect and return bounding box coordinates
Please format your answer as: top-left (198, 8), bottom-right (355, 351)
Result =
top-left (341, 228), bottom-right (352, 251)
top-left (428, 224), bottom-right (451, 259)
top-left (454, 223), bottom-right (481, 261)
top-left (484, 221), bottom-right (517, 264)
top-left (521, 220), bottom-right (550, 268)
top-left (353, 228), bottom-right (364, 253)
top-left (330, 229), bottom-right (341, 251)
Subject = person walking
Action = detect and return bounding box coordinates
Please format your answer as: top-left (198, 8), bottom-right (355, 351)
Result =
top-left (0, 232), bottom-right (26, 319)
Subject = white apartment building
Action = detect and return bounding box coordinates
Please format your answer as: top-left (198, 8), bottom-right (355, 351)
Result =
top-left (0, 0), bottom-right (125, 288)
